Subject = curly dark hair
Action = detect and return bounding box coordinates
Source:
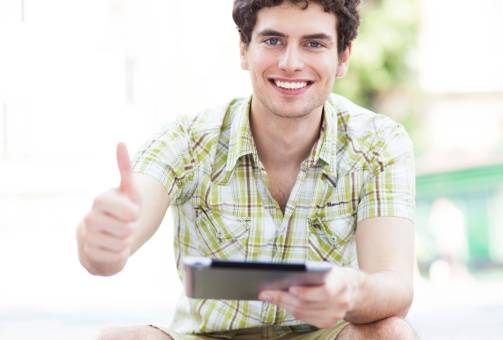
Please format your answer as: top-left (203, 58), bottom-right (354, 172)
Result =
top-left (233, 0), bottom-right (360, 55)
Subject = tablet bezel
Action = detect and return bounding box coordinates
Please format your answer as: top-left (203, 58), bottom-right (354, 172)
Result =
top-left (184, 256), bottom-right (332, 300)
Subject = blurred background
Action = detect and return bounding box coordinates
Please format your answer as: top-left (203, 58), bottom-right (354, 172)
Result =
top-left (1, 0), bottom-right (502, 339)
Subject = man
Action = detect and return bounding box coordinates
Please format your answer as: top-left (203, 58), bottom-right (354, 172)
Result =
top-left (77, 0), bottom-right (417, 339)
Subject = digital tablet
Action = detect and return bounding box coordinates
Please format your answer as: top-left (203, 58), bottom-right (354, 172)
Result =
top-left (183, 256), bottom-right (332, 300)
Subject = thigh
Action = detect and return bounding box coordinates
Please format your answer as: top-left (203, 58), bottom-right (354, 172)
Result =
top-left (146, 323), bottom-right (353, 340)
top-left (335, 317), bottom-right (417, 340)
top-left (150, 325), bottom-right (221, 340)
top-left (98, 325), bottom-right (174, 340)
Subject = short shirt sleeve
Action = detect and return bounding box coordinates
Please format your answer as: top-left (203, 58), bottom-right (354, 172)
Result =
top-left (132, 118), bottom-right (196, 205)
top-left (357, 123), bottom-right (416, 223)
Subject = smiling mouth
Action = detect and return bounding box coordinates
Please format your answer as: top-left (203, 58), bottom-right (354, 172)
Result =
top-left (269, 79), bottom-right (314, 91)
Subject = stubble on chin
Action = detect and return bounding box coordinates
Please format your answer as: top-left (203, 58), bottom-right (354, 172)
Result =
top-left (268, 99), bottom-right (323, 120)
top-left (270, 110), bottom-right (313, 120)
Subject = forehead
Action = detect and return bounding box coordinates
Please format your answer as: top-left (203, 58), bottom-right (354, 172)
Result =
top-left (253, 2), bottom-right (337, 38)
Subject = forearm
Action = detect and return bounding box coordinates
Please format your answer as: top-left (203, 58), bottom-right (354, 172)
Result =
top-left (344, 268), bottom-right (413, 324)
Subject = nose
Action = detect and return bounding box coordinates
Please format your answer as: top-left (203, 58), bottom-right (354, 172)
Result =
top-left (278, 45), bottom-right (304, 73)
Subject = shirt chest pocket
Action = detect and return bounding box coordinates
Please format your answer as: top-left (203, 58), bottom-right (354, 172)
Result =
top-left (194, 207), bottom-right (251, 260)
top-left (308, 206), bottom-right (356, 264)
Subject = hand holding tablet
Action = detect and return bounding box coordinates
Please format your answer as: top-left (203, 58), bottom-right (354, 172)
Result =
top-left (183, 256), bottom-right (333, 300)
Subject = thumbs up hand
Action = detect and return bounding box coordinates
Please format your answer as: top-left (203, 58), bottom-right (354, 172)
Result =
top-left (77, 143), bottom-right (142, 276)
top-left (116, 142), bottom-right (140, 204)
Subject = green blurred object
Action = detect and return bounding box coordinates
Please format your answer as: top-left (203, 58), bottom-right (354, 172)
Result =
top-left (333, 0), bottom-right (419, 110)
top-left (416, 164), bottom-right (503, 270)
top-left (333, 0), bottom-right (425, 153)
top-left (331, 0), bottom-right (503, 272)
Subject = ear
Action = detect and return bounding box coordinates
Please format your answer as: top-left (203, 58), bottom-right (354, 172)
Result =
top-left (240, 41), bottom-right (249, 70)
top-left (336, 43), bottom-right (352, 78)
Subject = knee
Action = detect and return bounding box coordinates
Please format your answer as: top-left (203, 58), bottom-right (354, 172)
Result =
top-left (97, 325), bottom-right (173, 340)
top-left (97, 326), bottom-right (133, 340)
top-left (373, 317), bottom-right (416, 340)
top-left (97, 327), bottom-right (123, 340)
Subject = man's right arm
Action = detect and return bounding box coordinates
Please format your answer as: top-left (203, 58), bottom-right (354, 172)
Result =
top-left (76, 143), bottom-right (171, 276)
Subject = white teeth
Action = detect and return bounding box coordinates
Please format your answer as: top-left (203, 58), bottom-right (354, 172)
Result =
top-left (274, 80), bottom-right (308, 90)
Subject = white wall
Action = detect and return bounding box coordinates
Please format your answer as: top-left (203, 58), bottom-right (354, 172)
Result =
top-left (419, 0), bottom-right (503, 93)
top-left (0, 0), bottom-right (248, 334)
top-left (417, 0), bottom-right (503, 172)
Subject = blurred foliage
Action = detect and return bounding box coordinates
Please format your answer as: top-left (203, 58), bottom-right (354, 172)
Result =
top-left (333, 0), bottom-right (421, 135)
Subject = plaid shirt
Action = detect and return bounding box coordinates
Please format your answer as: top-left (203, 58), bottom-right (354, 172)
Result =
top-left (132, 94), bottom-right (415, 334)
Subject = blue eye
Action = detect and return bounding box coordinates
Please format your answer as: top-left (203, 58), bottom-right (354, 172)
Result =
top-left (306, 41), bottom-right (323, 48)
top-left (265, 38), bottom-right (281, 46)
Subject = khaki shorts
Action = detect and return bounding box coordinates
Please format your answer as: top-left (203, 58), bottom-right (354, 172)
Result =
top-left (151, 321), bottom-right (350, 340)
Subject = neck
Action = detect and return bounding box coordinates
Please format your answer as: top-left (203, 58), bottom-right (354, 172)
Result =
top-left (250, 100), bottom-right (323, 169)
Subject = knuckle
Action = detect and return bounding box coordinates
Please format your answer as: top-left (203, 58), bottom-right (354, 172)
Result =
top-left (92, 195), bottom-right (105, 209)
top-left (118, 206), bottom-right (134, 221)
top-left (327, 315), bottom-right (340, 327)
top-left (324, 286), bottom-right (335, 298)
top-left (339, 299), bottom-right (350, 310)
top-left (333, 311), bottom-right (345, 321)
top-left (93, 190), bottom-right (114, 209)
top-left (127, 205), bottom-right (141, 221)
top-left (317, 320), bottom-right (331, 329)
top-left (294, 289), bottom-right (306, 299)
top-left (115, 239), bottom-right (128, 251)
top-left (83, 214), bottom-right (95, 227)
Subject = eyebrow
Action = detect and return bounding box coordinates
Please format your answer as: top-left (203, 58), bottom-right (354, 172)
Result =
top-left (256, 29), bottom-right (287, 38)
top-left (255, 29), bottom-right (334, 43)
top-left (303, 33), bottom-right (333, 42)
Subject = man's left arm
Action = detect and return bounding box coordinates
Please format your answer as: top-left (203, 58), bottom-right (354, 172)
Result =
top-left (258, 216), bottom-right (415, 328)
top-left (343, 216), bottom-right (415, 323)
top-left (259, 121), bottom-right (415, 327)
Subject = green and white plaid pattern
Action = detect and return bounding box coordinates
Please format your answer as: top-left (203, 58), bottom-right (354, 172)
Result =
top-left (133, 94), bottom-right (415, 335)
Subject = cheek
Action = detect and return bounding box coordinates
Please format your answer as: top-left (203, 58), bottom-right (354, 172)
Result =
top-left (249, 51), bottom-right (276, 75)
top-left (309, 56), bottom-right (338, 82)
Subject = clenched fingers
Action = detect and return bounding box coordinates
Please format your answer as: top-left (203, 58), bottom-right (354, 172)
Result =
top-left (84, 211), bottom-right (134, 238)
top-left (92, 190), bottom-right (140, 222)
top-left (83, 244), bottom-right (130, 264)
top-left (289, 284), bottom-right (346, 303)
top-left (86, 232), bottom-right (130, 252)
top-left (259, 290), bottom-right (328, 311)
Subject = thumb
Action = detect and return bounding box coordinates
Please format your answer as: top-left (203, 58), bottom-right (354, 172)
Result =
top-left (116, 142), bottom-right (140, 203)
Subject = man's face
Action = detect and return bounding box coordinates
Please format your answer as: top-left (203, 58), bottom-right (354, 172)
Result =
top-left (240, 2), bottom-right (351, 120)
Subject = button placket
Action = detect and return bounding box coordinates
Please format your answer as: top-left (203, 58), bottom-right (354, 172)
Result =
top-left (309, 217), bottom-right (322, 230)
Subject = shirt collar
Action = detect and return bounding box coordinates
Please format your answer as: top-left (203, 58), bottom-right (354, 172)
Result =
top-left (316, 97), bottom-right (338, 175)
top-left (225, 95), bottom-right (340, 174)
top-left (226, 96), bottom-right (255, 172)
